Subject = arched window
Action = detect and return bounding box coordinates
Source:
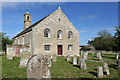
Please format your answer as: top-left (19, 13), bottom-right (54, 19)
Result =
top-left (68, 31), bottom-right (73, 39)
top-left (27, 16), bottom-right (29, 20)
top-left (57, 30), bottom-right (62, 39)
top-left (44, 28), bottom-right (50, 38)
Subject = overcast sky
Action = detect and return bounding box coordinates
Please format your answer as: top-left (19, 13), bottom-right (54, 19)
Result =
top-left (2, 2), bottom-right (118, 45)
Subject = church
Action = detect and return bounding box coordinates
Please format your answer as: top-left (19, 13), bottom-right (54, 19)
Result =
top-left (7, 5), bottom-right (79, 57)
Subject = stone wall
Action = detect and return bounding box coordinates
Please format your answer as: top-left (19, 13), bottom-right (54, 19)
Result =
top-left (33, 8), bottom-right (79, 56)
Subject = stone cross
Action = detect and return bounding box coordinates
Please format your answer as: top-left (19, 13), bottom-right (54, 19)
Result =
top-left (27, 54), bottom-right (51, 79)
top-left (52, 54), bottom-right (57, 62)
top-left (66, 55), bottom-right (71, 61)
top-left (103, 63), bottom-right (110, 75)
top-left (19, 51), bottom-right (30, 67)
top-left (73, 57), bottom-right (77, 65)
top-left (97, 66), bottom-right (103, 78)
top-left (98, 52), bottom-right (102, 61)
top-left (80, 59), bottom-right (87, 69)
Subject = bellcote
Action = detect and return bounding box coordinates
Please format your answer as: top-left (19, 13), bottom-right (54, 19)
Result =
top-left (24, 8), bottom-right (31, 30)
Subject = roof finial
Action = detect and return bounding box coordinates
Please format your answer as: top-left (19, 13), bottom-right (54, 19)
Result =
top-left (58, 4), bottom-right (61, 9)
top-left (27, 8), bottom-right (28, 11)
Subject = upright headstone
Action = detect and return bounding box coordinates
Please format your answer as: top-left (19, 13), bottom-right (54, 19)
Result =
top-left (27, 54), bottom-right (51, 79)
top-left (96, 53), bottom-right (98, 58)
top-left (19, 51), bottom-right (30, 67)
top-left (80, 59), bottom-right (87, 69)
top-left (78, 58), bottom-right (82, 64)
top-left (66, 55), bottom-right (71, 61)
top-left (103, 63), bottom-right (110, 75)
top-left (81, 51), bottom-right (84, 56)
top-left (83, 52), bottom-right (88, 60)
top-left (98, 52), bottom-right (102, 61)
top-left (116, 54), bottom-right (119, 59)
top-left (73, 57), bottom-right (77, 65)
top-left (52, 54), bottom-right (57, 62)
top-left (46, 55), bottom-right (52, 67)
top-left (97, 66), bottom-right (103, 78)
top-left (118, 59), bottom-right (120, 71)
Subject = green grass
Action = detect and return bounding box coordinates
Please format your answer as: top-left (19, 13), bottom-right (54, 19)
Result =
top-left (2, 54), bottom-right (118, 79)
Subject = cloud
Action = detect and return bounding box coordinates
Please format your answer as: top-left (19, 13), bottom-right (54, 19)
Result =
top-left (79, 15), bottom-right (98, 20)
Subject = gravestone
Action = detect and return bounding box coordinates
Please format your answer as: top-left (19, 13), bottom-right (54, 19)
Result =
top-left (80, 59), bottom-right (87, 69)
top-left (97, 66), bottom-right (103, 78)
top-left (96, 53), bottom-right (98, 58)
top-left (98, 52), bottom-right (102, 61)
top-left (73, 57), bottom-right (77, 65)
top-left (103, 63), bottom-right (110, 75)
top-left (83, 52), bottom-right (88, 60)
top-left (116, 54), bottom-right (119, 59)
top-left (78, 58), bottom-right (82, 64)
top-left (46, 55), bottom-right (52, 67)
top-left (27, 54), bottom-right (51, 79)
top-left (118, 59), bottom-right (120, 71)
top-left (81, 51), bottom-right (84, 56)
top-left (66, 55), bottom-right (71, 61)
top-left (52, 54), bottom-right (57, 62)
top-left (19, 51), bottom-right (30, 67)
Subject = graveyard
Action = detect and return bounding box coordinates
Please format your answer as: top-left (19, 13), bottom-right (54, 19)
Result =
top-left (2, 52), bottom-right (118, 79)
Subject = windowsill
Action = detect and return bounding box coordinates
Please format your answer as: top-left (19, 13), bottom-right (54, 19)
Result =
top-left (44, 51), bottom-right (51, 52)
top-left (44, 37), bottom-right (51, 39)
top-left (57, 38), bottom-right (62, 40)
top-left (69, 50), bottom-right (72, 52)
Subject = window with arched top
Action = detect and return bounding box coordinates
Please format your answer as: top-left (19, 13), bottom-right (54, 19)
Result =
top-left (44, 28), bottom-right (50, 38)
top-left (68, 31), bottom-right (73, 39)
top-left (57, 30), bottom-right (62, 39)
top-left (27, 16), bottom-right (29, 20)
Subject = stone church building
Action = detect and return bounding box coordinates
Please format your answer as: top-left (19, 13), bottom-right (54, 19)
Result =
top-left (7, 5), bottom-right (79, 57)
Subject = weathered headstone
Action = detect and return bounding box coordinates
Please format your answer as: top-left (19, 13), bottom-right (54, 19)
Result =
top-left (46, 55), bottom-right (52, 67)
top-left (66, 55), bottom-right (71, 61)
top-left (80, 59), bottom-right (87, 69)
top-left (96, 53), bottom-right (98, 58)
top-left (103, 63), bottom-right (110, 75)
top-left (83, 52), bottom-right (88, 60)
top-left (19, 51), bottom-right (30, 67)
top-left (78, 58), bottom-right (82, 64)
top-left (27, 54), bottom-right (51, 79)
top-left (52, 54), bottom-right (57, 62)
top-left (81, 51), bottom-right (84, 56)
top-left (98, 52), bottom-right (102, 61)
top-left (118, 59), bottom-right (120, 71)
top-left (73, 57), bottom-right (77, 65)
top-left (97, 66), bottom-right (103, 78)
top-left (116, 54), bottom-right (119, 59)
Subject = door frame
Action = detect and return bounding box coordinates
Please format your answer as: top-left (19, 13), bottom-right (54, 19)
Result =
top-left (57, 45), bottom-right (62, 55)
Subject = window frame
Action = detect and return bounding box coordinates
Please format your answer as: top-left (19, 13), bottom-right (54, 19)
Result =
top-left (44, 28), bottom-right (50, 38)
top-left (44, 45), bottom-right (51, 52)
top-left (68, 31), bottom-right (73, 39)
top-left (68, 45), bottom-right (73, 51)
top-left (57, 30), bottom-right (62, 39)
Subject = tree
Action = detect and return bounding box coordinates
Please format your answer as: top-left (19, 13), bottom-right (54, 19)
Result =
top-left (114, 26), bottom-right (120, 51)
top-left (0, 32), bottom-right (13, 53)
top-left (88, 30), bottom-right (114, 51)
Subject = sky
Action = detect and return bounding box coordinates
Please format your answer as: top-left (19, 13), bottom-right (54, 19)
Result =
top-left (2, 2), bottom-right (118, 45)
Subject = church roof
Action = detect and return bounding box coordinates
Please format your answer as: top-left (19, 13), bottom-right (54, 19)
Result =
top-left (13, 13), bottom-right (50, 38)
top-left (13, 5), bottom-right (62, 39)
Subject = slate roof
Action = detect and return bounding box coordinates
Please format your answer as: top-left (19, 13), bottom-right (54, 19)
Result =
top-left (13, 14), bottom-right (50, 38)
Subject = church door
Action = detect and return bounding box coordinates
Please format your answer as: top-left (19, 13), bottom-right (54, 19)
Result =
top-left (58, 45), bottom-right (62, 55)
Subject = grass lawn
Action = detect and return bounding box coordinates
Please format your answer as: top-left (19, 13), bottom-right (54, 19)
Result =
top-left (2, 54), bottom-right (118, 79)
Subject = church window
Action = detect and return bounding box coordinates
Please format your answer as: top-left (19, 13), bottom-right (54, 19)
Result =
top-left (68, 31), bottom-right (73, 39)
top-left (27, 16), bottom-right (29, 20)
top-left (44, 28), bottom-right (50, 38)
top-left (44, 45), bottom-right (50, 51)
top-left (68, 45), bottom-right (72, 51)
top-left (57, 30), bottom-right (62, 39)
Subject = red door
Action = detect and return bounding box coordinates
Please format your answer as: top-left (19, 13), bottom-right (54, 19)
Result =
top-left (58, 45), bottom-right (62, 55)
